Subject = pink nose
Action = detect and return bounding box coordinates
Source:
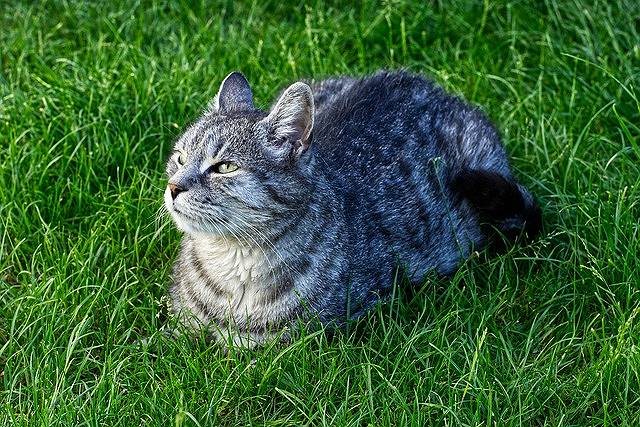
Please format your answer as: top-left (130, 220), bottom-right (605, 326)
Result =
top-left (168, 183), bottom-right (185, 200)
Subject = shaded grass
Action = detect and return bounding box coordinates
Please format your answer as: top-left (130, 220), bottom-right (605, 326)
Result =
top-left (1, 0), bottom-right (640, 425)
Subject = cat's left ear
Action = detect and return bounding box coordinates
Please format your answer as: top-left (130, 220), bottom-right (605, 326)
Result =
top-left (261, 82), bottom-right (314, 155)
top-left (210, 71), bottom-right (255, 114)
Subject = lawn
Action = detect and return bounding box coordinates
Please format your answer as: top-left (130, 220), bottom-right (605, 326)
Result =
top-left (1, 0), bottom-right (639, 425)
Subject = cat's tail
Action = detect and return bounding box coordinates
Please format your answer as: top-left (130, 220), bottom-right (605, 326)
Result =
top-left (451, 169), bottom-right (542, 242)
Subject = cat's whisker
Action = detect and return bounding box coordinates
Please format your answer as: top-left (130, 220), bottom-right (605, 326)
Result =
top-left (218, 215), bottom-right (281, 285)
top-left (228, 214), bottom-right (300, 279)
top-left (237, 221), bottom-right (283, 285)
top-left (205, 213), bottom-right (282, 296)
top-left (190, 208), bottom-right (230, 246)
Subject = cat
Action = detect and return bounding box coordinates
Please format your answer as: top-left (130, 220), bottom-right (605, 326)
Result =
top-left (162, 70), bottom-right (541, 348)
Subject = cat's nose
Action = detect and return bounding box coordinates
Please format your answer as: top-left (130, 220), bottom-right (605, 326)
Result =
top-left (168, 183), bottom-right (185, 200)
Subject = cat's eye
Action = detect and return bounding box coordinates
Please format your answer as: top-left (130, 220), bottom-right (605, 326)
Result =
top-left (209, 161), bottom-right (240, 174)
top-left (174, 150), bottom-right (187, 166)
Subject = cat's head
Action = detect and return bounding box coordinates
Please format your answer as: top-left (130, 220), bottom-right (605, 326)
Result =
top-left (164, 72), bottom-right (315, 238)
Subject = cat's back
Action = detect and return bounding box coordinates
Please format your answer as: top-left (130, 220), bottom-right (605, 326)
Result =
top-left (308, 70), bottom-right (511, 276)
top-left (312, 71), bottom-right (449, 178)
top-left (306, 72), bottom-right (453, 276)
top-left (309, 70), bottom-right (467, 207)
top-left (311, 70), bottom-right (442, 151)
top-left (311, 70), bottom-right (507, 179)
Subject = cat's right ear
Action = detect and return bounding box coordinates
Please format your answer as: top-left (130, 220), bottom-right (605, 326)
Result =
top-left (261, 82), bottom-right (314, 156)
top-left (209, 72), bottom-right (255, 114)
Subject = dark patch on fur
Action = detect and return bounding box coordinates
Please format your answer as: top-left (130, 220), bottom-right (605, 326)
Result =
top-left (451, 169), bottom-right (542, 240)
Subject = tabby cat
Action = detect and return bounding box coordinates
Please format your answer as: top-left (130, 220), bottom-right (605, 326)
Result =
top-left (163, 70), bottom-right (541, 347)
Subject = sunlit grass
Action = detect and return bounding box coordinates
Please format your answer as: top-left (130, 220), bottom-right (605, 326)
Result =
top-left (1, 0), bottom-right (639, 425)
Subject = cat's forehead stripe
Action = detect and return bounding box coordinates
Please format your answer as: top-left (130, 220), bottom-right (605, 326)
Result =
top-left (205, 116), bottom-right (257, 159)
top-left (180, 122), bottom-right (225, 157)
top-left (212, 131), bottom-right (237, 160)
top-left (205, 128), bottom-right (224, 157)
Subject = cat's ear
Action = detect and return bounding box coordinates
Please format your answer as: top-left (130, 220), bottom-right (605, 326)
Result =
top-left (210, 72), bottom-right (254, 114)
top-left (262, 82), bottom-right (314, 154)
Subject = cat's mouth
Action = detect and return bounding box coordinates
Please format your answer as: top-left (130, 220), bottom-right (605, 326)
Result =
top-left (164, 186), bottom-right (184, 213)
top-left (164, 188), bottom-right (194, 231)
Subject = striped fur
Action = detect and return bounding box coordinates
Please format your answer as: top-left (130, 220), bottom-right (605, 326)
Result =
top-left (163, 70), bottom-right (541, 347)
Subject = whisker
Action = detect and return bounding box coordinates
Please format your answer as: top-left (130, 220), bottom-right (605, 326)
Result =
top-left (228, 214), bottom-right (301, 279)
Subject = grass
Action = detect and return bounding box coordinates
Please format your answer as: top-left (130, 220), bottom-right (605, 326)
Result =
top-left (1, 0), bottom-right (639, 425)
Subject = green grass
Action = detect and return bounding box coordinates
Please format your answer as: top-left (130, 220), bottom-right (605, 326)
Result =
top-left (1, 0), bottom-right (639, 425)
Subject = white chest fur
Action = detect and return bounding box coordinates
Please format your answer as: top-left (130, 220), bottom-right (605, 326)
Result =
top-left (189, 235), bottom-right (276, 310)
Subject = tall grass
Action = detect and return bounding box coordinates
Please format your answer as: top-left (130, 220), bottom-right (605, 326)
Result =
top-left (1, 1), bottom-right (639, 425)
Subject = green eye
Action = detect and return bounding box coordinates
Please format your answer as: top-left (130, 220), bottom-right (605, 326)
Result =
top-left (174, 150), bottom-right (187, 166)
top-left (211, 161), bottom-right (240, 174)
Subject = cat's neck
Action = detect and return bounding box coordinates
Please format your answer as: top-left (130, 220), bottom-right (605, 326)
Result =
top-left (189, 234), bottom-right (276, 286)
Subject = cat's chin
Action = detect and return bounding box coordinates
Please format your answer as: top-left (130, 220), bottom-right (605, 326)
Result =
top-left (166, 207), bottom-right (224, 237)
top-left (167, 209), bottom-right (203, 234)
top-left (164, 190), bottom-right (197, 233)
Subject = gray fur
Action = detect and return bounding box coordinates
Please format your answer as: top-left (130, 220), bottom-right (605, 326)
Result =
top-left (163, 70), bottom-right (540, 347)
